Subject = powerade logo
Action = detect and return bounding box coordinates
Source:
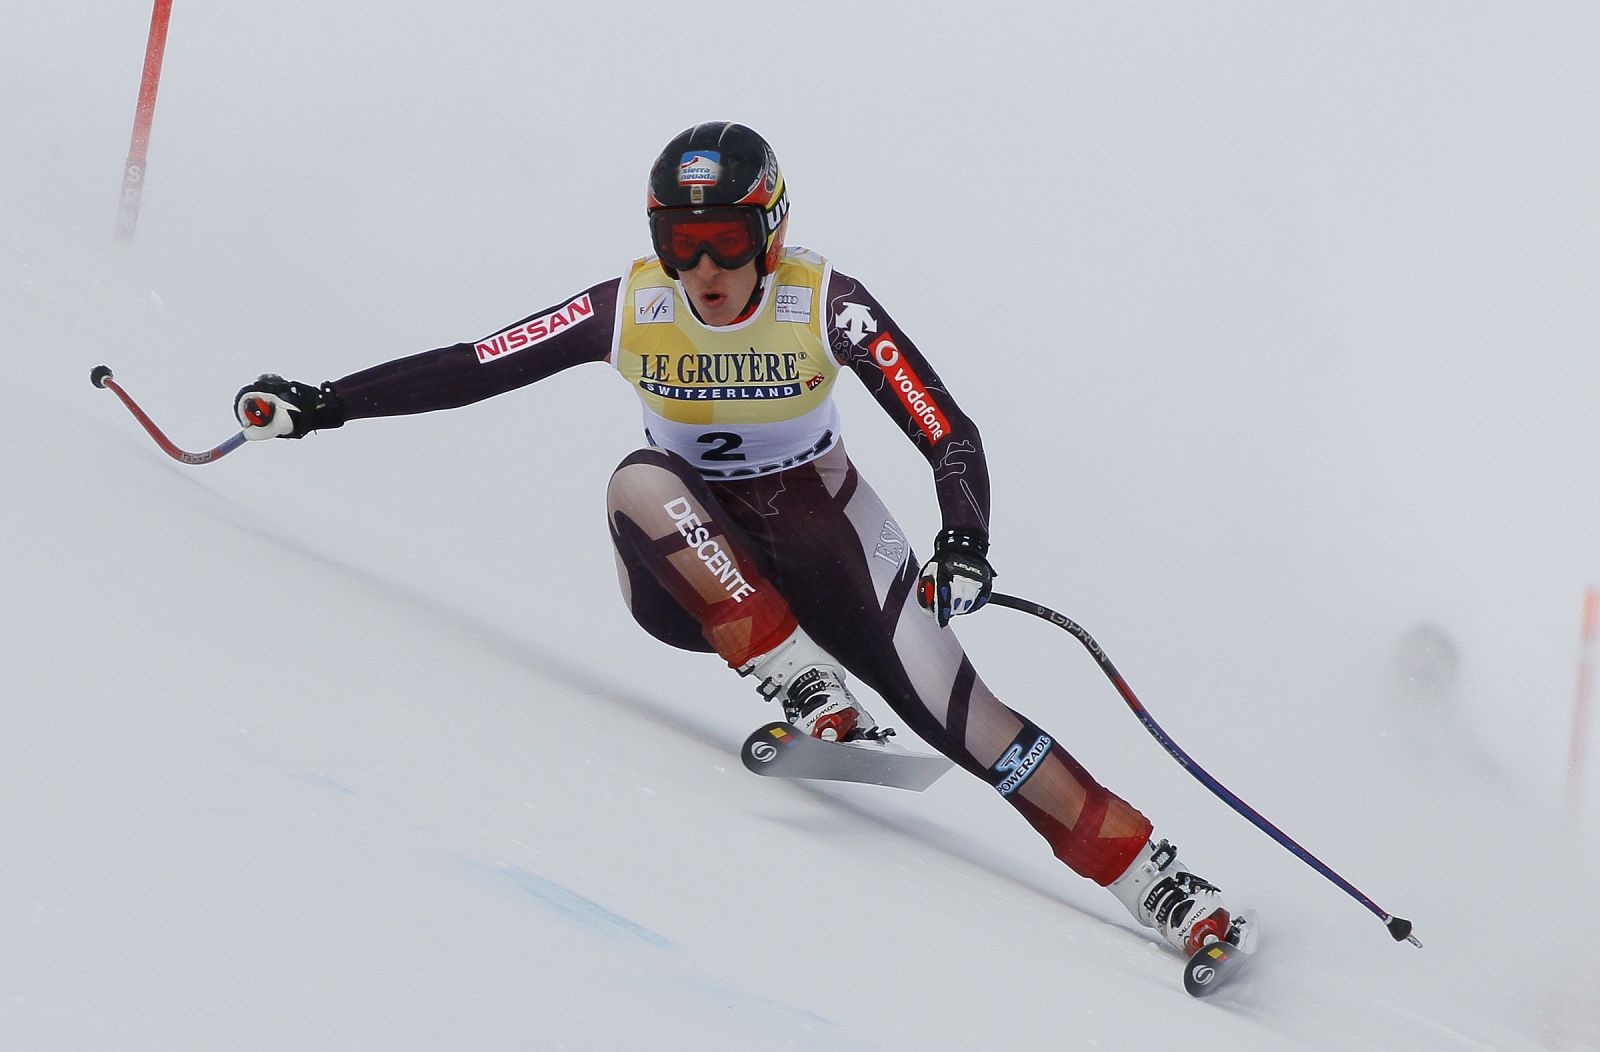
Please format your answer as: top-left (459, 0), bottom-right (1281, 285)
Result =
top-left (678, 151), bottom-right (721, 186)
top-left (994, 734), bottom-right (1052, 796)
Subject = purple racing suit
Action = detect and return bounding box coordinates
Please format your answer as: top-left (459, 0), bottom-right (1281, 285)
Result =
top-left (324, 262), bottom-right (1153, 886)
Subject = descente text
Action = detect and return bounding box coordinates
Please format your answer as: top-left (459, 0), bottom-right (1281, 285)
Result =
top-left (663, 497), bottom-right (757, 602)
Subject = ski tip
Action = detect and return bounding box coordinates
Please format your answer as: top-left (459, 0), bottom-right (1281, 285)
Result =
top-left (90, 365), bottom-right (114, 388)
top-left (1386, 915), bottom-right (1420, 947)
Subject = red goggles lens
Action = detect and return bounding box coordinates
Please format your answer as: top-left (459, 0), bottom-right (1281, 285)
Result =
top-left (650, 207), bottom-right (765, 271)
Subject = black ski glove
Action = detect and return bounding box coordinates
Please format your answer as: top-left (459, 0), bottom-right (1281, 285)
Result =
top-left (234, 374), bottom-right (346, 439)
top-left (917, 527), bottom-right (995, 627)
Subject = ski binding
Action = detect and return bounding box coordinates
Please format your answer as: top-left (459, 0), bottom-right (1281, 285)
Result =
top-left (740, 721), bottom-right (953, 792)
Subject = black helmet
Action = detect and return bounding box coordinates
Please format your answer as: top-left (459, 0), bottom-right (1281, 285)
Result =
top-left (647, 122), bottom-right (789, 277)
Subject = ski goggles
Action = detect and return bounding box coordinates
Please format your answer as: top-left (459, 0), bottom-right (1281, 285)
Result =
top-left (649, 206), bottom-right (766, 271)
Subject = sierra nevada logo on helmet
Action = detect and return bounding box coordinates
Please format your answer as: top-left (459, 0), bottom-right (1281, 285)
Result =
top-left (677, 152), bottom-right (722, 186)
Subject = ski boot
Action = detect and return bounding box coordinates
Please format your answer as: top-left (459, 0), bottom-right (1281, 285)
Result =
top-left (1107, 838), bottom-right (1233, 956)
top-left (740, 626), bottom-right (883, 743)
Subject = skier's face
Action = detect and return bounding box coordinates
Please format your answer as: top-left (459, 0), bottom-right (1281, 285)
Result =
top-left (680, 254), bottom-right (758, 326)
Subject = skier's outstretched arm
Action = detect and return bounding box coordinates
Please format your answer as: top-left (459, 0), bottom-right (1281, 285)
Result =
top-left (234, 277), bottom-right (622, 438)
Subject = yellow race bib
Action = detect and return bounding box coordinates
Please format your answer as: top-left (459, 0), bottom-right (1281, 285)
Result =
top-left (614, 248), bottom-right (840, 477)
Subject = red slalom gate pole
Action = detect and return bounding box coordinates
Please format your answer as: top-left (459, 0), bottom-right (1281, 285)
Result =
top-left (115, 0), bottom-right (175, 242)
top-left (1568, 586), bottom-right (1599, 819)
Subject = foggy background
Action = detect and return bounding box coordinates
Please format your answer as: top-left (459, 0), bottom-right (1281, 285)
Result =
top-left (4, 2), bottom-right (1597, 1048)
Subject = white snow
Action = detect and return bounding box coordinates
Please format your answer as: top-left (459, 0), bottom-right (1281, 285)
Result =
top-left (5, 2), bottom-right (1599, 1049)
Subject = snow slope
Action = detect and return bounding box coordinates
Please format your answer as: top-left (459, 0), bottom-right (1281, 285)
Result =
top-left (5, 2), bottom-right (1599, 1048)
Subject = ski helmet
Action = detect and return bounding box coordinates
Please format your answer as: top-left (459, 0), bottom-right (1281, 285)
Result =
top-left (647, 122), bottom-right (789, 278)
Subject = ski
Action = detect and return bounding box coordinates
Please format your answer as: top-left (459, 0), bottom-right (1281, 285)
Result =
top-left (740, 722), bottom-right (954, 791)
top-left (1182, 910), bottom-right (1258, 997)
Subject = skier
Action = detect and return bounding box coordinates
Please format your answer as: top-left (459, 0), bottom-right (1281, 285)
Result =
top-left (233, 121), bottom-right (1237, 958)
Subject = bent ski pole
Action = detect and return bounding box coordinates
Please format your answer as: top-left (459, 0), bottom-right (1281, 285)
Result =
top-left (986, 591), bottom-right (1421, 947)
top-left (91, 365), bottom-right (248, 466)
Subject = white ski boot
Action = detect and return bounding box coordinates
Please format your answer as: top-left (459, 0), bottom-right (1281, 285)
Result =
top-left (740, 626), bottom-right (880, 742)
top-left (1108, 838), bottom-right (1233, 956)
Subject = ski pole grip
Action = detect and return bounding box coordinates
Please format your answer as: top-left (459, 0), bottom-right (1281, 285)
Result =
top-left (241, 397), bottom-right (276, 427)
top-left (91, 365), bottom-right (114, 389)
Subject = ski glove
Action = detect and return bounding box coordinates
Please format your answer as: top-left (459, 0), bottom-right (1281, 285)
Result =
top-left (917, 527), bottom-right (995, 627)
top-left (234, 375), bottom-right (346, 439)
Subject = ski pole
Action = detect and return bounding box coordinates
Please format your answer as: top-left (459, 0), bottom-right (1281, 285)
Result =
top-left (986, 591), bottom-right (1421, 947)
top-left (90, 365), bottom-right (249, 465)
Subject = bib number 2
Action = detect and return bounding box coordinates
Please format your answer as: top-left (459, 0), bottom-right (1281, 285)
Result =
top-left (697, 431), bottom-right (746, 462)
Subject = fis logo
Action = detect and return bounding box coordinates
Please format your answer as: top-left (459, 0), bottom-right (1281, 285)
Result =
top-left (635, 287), bottom-right (674, 324)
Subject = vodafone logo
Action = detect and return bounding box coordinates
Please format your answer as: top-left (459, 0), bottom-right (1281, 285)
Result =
top-left (869, 333), bottom-right (950, 443)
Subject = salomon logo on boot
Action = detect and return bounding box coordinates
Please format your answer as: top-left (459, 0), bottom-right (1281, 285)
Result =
top-left (783, 667), bottom-right (861, 742)
top-left (1107, 838), bottom-right (1234, 956)
top-left (739, 627), bottom-right (879, 742)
